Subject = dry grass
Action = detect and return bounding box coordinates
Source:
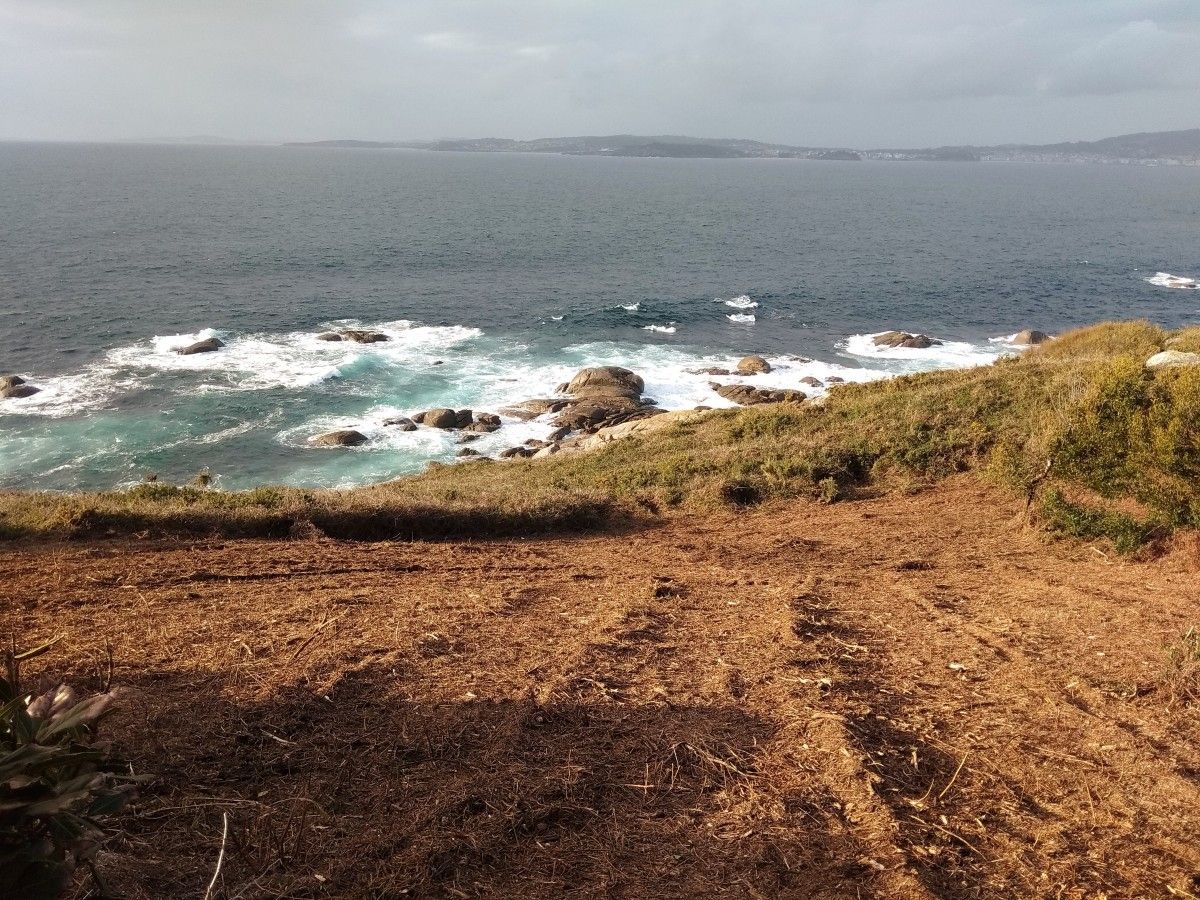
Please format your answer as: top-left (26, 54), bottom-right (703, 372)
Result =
top-left (2, 320), bottom-right (1198, 551)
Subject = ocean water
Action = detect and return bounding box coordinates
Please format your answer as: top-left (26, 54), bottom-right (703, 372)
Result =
top-left (2, 142), bottom-right (1198, 490)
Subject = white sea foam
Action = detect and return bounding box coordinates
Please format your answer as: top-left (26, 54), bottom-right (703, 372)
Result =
top-left (727, 313), bottom-right (756, 324)
top-left (550, 315), bottom-right (564, 321)
top-left (723, 295), bottom-right (758, 309)
top-left (842, 331), bottom-right (1008, 372)
top-left (1146, 272), bottom-right (1199, 290)
top-left (105, 321), bottom-right (483, 392)
top-left (0, 367), bottom-right (132, 419)
top-left (621, 303), bottom-right (640, 312)
top-left (643, 324), bottom-right (677, 334)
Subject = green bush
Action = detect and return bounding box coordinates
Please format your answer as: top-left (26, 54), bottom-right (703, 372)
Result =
top-left (0, 641), bottom-right (143, 899)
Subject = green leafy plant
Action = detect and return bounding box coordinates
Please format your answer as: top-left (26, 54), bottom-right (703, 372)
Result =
top-left (0, 639), bottom-right (143, 899)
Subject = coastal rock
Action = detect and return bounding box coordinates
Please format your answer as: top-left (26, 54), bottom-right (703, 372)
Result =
top-left (715, 384), bottom-right (806, 406)
top-left (421, 408), bottom-right (459, 429)
top-left (690, 367), bottom-right (732, 376)
top-left (873, 331), bottom-right (941, 349)
top-left (1, 375), bottom-right (26, 390)
top-left (1146, 350), bottom-right (1200, 370)
top-left (547, 426), bottom-right (573, 442)
top-left (826, 376), bottom-right (845, 384)
top-left (565, 366), bottom-right (645, 399)
top-left (532, 444), bottom-right (560, 459)
top-left (500, 446), bottom-right (534, 459)
top-left (457, 433), bottom-right (482, 444)
top-left (736, 355), bottom-right (771, 375)
top-left (383, 417), bottom-right (416, 430)
top-left (0, 383), bottom-right (40, 399)
top-left (456, 447), bottom-right (481, 458)
top-left (176, 337), bottom-right (225, 355)
top-left (1012, 329), bottom-right (1051, 346)
top-left (310, 429), bottom-right (369, 447)
top-left (342, 330), bottom-right (389, 344)
top-left (551, 396), bottom-right (643, 428)
top-left (800, 376), bottom-right (824, 387)
top-left (499, 398), bottom-right (569, 421)
top-left (316, 332), bottom-right (343, 341)
top-left (454, 409), bottom-right (474, 428)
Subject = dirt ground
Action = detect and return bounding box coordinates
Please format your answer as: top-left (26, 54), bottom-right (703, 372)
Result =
top-left (4, 476), bottom-right (1200, 899)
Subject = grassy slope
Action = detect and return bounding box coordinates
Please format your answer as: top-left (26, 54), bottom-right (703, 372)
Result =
top-left (2, 322), bottom-right (1198, 547)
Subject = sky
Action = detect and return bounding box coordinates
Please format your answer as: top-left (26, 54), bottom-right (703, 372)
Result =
top-left (1, 0), bottom-right (1198, 147)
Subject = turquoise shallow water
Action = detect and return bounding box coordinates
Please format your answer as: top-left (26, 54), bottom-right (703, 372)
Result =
top-left (1, 143), bottom-right (1198, 489)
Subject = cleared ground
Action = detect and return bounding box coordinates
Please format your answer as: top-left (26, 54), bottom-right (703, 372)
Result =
top-left (4, 477), bottom-right (1200, 898)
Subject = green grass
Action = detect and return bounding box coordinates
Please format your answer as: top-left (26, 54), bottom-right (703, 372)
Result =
top-left (2, 321), bottom-right (1198, 549)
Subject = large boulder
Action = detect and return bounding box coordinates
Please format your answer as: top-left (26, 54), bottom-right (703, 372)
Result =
top-left (736, 355), bottom-right (771, 375)
top-left (310, 429), bottom-right (368, 447)
top-left (714, 384), bottom-right (806, 406)
top-left (0, 383), bottom-right (40, 399)
top-left (420, 408), bottom-right (459, 429)
top-left (565, 366), bottom-right (645, 399)
top-left (1146, 350), bottom-right (1200, 370)
top-left (1012, 329), bottom-right (1051, 346)
top-left (316, 332), bottom-right (344, 342)
top-left (1, 375), bottom-right (26, 390)
top-left (176, 337), bottom-right (224, 355)
top-left (873, 331), bottom-right (941, 350)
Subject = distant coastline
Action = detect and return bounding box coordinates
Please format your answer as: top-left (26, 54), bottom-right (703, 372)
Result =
top-left (285, 127), bottom-right (1200, 165)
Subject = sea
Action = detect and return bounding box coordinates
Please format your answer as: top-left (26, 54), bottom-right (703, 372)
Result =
top-left (2, 142), bottom-right (1198, 491)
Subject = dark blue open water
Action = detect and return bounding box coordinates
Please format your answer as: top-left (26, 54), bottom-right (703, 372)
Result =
top-left (1, 142), bottom-right (1197, 489)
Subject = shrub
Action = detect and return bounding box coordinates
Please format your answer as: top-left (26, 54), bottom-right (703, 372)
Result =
top-left (0, 640), bottom-right (143, 899)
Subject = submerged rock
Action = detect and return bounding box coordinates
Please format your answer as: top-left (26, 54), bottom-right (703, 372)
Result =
top-left (176, 337), bottom-right (224, 355)
top-left (1012, 329), bottom-right (1051, 346)
top-left (736, 355), bottom-right (771, 375)
top-left (873, 331), bottom-right (941, 349)
top-left (310, 429), bottom-right (369, 447)
top-left (316, 330), bottom-right (389, 344)
top-left (1146, 350), bottom-right (1200, 370)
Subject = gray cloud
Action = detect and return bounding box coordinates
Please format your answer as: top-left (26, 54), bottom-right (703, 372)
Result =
top-left (0, 0), bottom-right (1196, 146)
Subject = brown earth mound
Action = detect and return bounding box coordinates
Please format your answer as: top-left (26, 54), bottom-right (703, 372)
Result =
top-left (4, 477), bottom-right (1200, 898)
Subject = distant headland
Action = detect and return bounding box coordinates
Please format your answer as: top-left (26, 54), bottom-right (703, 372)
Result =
top-left (286, 127), bottom-right (1200, 165)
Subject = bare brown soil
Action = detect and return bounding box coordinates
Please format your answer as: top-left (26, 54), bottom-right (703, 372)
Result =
top-left (4, 477), bottom-right (1200, 899)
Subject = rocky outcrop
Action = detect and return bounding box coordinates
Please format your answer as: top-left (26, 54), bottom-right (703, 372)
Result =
top-left (176, 337), bottom-right (224, 355)
top-left (800, 376), bottom-right (823, 387)
top-left (1012, 329), bottom-right (1051, 346)
top-left (873, 331), bottom-right (941, 349)
top-left (456, 447), bottom-right (481, 458)
top-left (383, 417), bottom-right (417, 431)
top-left (689, 367), bottom-right (732, 376)
top-left (1146, 350), bottom-right (1200, 369)
top-left (499, 399), bottom-right (570, 421)
top-left (317, 330), bottom-right (389, 344)
top-left (713, 383), bottom-right (806, 406)
top-left (551, 396), bottom-right (645, 429)
top-left (310, 429), bottom-right (368, 447)
top-left (736, 355), bottom-right (771, 375)
top-left (826, 376), bottom-right (845, 384)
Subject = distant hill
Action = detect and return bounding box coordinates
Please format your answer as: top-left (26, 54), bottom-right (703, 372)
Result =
top-left (285, 128), bottom-right (1200, 165)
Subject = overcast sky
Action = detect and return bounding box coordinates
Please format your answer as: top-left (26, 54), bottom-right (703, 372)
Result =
top-left (2, 0), bottom-right (1197, 146)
